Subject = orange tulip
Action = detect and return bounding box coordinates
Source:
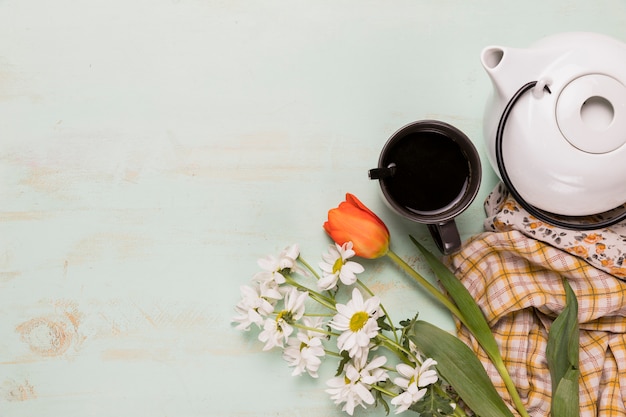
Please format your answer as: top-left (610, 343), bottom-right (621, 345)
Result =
top-left (324, 193), bottom-right (390, 259)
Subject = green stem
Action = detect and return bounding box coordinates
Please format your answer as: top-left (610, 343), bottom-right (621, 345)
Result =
top-left (283, 276), bottom-right (336, 310)
top-left (297, 256), bottom-right (322, 280)
top-left (303, 312), bottom-right (335, 318)
top-left (376, 333), bottom-right (414, 364)
top-left (494, 357), bottom-right (529, 417)
top-left (370, 384), bottom-right (397, 398)
top-left (386, 250), bottom-right (464, 322)
top-left (324, 349), bottom-right (342, 358)
top-left (308, 293), bottom-right (336, 311)
top-left (392, 246), bottom-right (530, 417)
top-left (453, 406), bottom-right (469, 417)
top-left (292, 322), bottom-right (336, 337)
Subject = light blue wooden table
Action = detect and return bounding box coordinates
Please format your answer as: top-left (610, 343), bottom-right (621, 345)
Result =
top-left (2, 1), bottom-right (625, 415)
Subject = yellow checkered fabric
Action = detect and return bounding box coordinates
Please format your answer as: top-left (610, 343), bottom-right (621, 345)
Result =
top-left (447, 230), bottom-right (626, 416)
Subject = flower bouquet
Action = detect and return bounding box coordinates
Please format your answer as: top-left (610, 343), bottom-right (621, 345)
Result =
top-left (233, 194), bottom-right (580, 416)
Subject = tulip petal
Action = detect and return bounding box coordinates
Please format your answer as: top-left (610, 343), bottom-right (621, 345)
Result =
top-left (345, 193), bottom-right (388, 231)
top-left (324, 194), bottom-right (390, 259)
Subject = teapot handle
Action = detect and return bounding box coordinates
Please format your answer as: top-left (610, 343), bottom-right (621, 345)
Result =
top-left (495, 81), bottom-right (626, 230)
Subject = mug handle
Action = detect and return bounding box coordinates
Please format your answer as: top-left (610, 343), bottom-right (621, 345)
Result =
top-left (427, 221), bottom-right (461, 255)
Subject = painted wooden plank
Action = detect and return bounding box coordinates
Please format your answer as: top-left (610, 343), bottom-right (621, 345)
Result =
top-left (1, 1), bottom-right (626, 416)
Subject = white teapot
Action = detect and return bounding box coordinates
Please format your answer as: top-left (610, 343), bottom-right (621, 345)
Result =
top-left (481, 32), bottom-right (626, 229)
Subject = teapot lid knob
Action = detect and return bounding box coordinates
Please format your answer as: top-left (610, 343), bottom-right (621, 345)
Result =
top-left (556, 74), bottom-right (626, 154)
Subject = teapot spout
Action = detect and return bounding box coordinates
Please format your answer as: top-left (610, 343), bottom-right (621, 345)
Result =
top-left (481, 46), bottom-right (505, 71)
top-left (481, 45), bottom-right (555, 101)
top-left (482, 46), bottom-right (521, 101)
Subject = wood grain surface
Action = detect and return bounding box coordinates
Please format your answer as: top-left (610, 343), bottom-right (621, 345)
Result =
top-left (2, 1), bottom-right (626, 416)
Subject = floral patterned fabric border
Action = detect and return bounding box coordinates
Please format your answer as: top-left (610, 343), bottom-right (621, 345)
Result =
top-left (483, 182), bottom-right (626, 279)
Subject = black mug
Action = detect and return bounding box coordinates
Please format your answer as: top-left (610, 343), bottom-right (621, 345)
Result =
top-left (369, 120), bottom-right (481, 254)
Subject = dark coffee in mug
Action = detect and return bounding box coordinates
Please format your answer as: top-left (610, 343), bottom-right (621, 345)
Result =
top-left (380, 131), bottom-right (470, 214)
top-left (370, 120), bottom-right (481, 254)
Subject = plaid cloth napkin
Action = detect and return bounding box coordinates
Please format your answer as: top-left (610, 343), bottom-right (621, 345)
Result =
top-left (446, 184), bottom-right (626, 416)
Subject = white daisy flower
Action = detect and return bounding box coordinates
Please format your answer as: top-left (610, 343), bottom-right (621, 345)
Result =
top-left (256, 244), bottom-right (302, 284)
top-left (329, 288), bottom-right (381, 358)
top-left (253, 244), bottom-right (304, 301)
top-left (282, 317), bottom-right (326, 378)
top-left (232, 284), bottom-right (275, 331)
top-left (258, 317), bottom-right (289, 351)
top-left (252, 272), bottom-right (283, 301)
top-left (282, 286), bottom-right (308, 319)
top-left (258, 287), bottom-right (308, 350)
top-left (351, 339), bottom-right (380, 365)
top-left (326, 355), bottom-right (389, 416)
top-left (391, 358), bottom-right (439, 414)
top-left (358, 355), bottom-right (389, 386)
top-left (318, 242), bottom-right (365, 291)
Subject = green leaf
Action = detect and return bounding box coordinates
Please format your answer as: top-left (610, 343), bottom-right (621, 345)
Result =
top-left (409, 236), bottom-right (499, 354)
top-left (551, 368), bottom-right (580, 417)
top-left (546, 278), bottom-right (580, 417)
top-left (377, 314), bottom-right (394, 332)
top-left (409, 237), bottom-right (529, 417)
top-left (335, 350), bottom-right (350, 376)
top-left (374, 386), bottom-right (391, 415)
top-left (407, 320), bottom-right (515, 417)
top-left (409, 384), bottom-right (456, 416)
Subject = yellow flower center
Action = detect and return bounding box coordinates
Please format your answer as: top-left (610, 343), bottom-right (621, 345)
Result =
top-left (349, 311), bottom-right (369, 332)
top-left (332, 258), bottom-right (344, 274)
top-left (276, 310), bottom-right (293, 324)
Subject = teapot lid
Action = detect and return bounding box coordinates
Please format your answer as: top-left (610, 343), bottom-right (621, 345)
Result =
top-left (556, 74), bottom-right (626, 154)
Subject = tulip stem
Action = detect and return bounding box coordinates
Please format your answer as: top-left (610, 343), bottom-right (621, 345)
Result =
top-left (385, 249), bottom-right (464, 322)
